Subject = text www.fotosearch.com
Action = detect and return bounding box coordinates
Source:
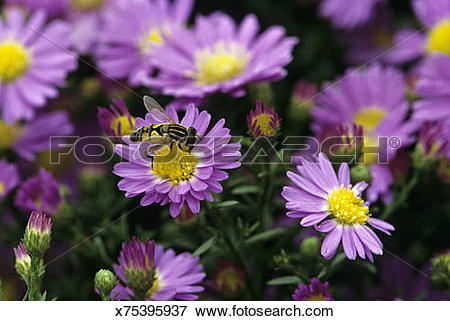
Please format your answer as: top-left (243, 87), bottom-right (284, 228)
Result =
top-left (195, 305), bottom-right (333, 317)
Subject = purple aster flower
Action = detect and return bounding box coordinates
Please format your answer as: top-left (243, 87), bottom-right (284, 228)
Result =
top-left (5, 0), bottom-right (68, 18)
top-left (319, 0), bottom-right (387, 29)
top-left (282, 153), bottom-right (395, 261)
top-left (0, 159), bottom-right (20, 201)
top-left (98, 97), bottom-right (136, 139)
top-left (13, 111), bottom-right (74, 161)
top-left (95, 0), bottom-right (194, 86)
top-left (0, 111), bottom-right (73, 161)
top-left (146, 12), bottom-right (298, 98)
top-left (113, 102), bottom-right (241, 218)
top-left (112, 238), bottom-right (205, 300)
top-left (413, 54), bottom-right (450, 124)
top-left (311, 63), bottom-right (417, 202)
top-left (410, 0), bottom-right (450, 124)
top-left (413, 0), bottom-right (450, 54)
top-left (0, 9), bottom-right (77, 124)
top-left (417, 122), bottom-right (450, 159)
top-left (14, 168), bottom-right (62, 215)
top-left (342, 8), bottom-right (425, 65)
top-left (247, 100), bottom-right (281, 138)
top-left (292, 278), bottom-right (333, 301)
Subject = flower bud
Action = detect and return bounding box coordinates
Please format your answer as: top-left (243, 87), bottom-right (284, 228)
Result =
top-left (351, 164), bottom-right (372, 184)
top-left (430, 252), bottom-right (450, 290)
top-left (300, 236), bottom-right (320, 259)
top-left (214, 259), bottom-right (245, 296)
top-left (247, 100), bottom-right (281, 138)
top-left (95, 269), bottom-right (119, 299)
top-left (121, 238), bottom-right (156, 297)
top-left (14, 243), bottom-right (31, 281)
top-left (23, 211), bottom-right (52, 257)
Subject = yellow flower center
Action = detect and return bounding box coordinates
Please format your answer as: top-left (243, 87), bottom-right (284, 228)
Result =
top-left (0, 182), bottom-right (5, 195)
top-left (217, 268), bottom-right (244, 293)
top-left (71, 0), bottom-right (106, 11)
top-left (327, 185), bottom-right (370, 226)
top-left (152, 145), bottom-right (197, 185)
top-left (0, 121), bottom-right (21, 150)
top-left (146, 270), bottom-right (161, 299)
top-left (110, 115), bottom-right (135, 136)
top-left (426, 19), bottom-right (450, 56)
top-left (139, 28), bottom-right (164, 53)
top-left (353, 107), bottom-right (386, 132)
top-left (251, 114), bottom-right (277, 136)
top-left (34, 198), bottom-right (42, 209)
top-left (193, 41), bottom-right (249, 85)
top-left (352, 107), bottom-right (386, 165)
top-left (0, 41), bottom-right (31, 83)
top-left (307, 295), bottom-right (327, 301)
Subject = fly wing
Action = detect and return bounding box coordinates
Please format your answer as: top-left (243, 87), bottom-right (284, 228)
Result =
top-left (134, 136), bottom-right (173, 159)
top-left (143, 135), bottom-right (172, 145)
top-left (143, 96), bottom-right (175, 124)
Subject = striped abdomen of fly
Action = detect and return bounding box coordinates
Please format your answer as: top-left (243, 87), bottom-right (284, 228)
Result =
top-left (130, 123), bottom-right (199, 151)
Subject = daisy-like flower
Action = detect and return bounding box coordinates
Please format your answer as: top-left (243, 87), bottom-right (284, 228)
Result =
top-left (147, 12), bottom-right (298, 98)
top-left (311, 63), bottom-right (417, 202)
top-left (413, 0), bottom-right (450, 57)
top-left (319, 0), bottom-right (387, 29)
top-left (95, 0), bottom-right (194, 86)
top-left (98, 97), bottom-right (136, 139)
top-left (413, 54), bottom-right (450, 123)
top-left (0, 111), bottom-right (74, 161)
top-left (0, 159), bottom-right (20, 201)
top-left (292, 278), bottom-right (332, 301)
top-left (0, 9), bottom-right (77, 124)
top-left (411, 0), bottom-right (450, 124)
top-left (14, 168), bottom-right (62, 215)
top-left (247, 100), bottom-right (281, 138)
top-left (113, 102), bottom-right (241, 218)
top-left (282, 153), bottom-right (395, 261)
top-left (342, 8), bottom-right (425, 65)
top-left (112, 237), bottom-right (205, 300)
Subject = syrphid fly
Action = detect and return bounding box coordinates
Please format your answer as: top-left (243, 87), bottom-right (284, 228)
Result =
top-left (130, 96), bottom-right (200, 154)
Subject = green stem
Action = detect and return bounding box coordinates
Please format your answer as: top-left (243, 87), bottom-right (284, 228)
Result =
top-left (28, 257), bottom-right (43, 301)
top-left (207, 205), bottom-right (259, 299)
top-left (380, 170), bottom-right (420, 220)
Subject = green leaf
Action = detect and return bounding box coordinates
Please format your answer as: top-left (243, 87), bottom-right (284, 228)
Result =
top-left (215, 200), bottom-right (239, 208)
top-left (267, 276), bottom-right (301, 286)
top-left (231, 185), bottom-right (259, 195)
top-left (245, 228), bottom-right (286, 245)
top-left (193, 237), bottom-right (216, 257)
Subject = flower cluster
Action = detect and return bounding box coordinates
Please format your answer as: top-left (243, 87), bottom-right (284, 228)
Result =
top-left (1, 0), bottom-right (449, 304)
